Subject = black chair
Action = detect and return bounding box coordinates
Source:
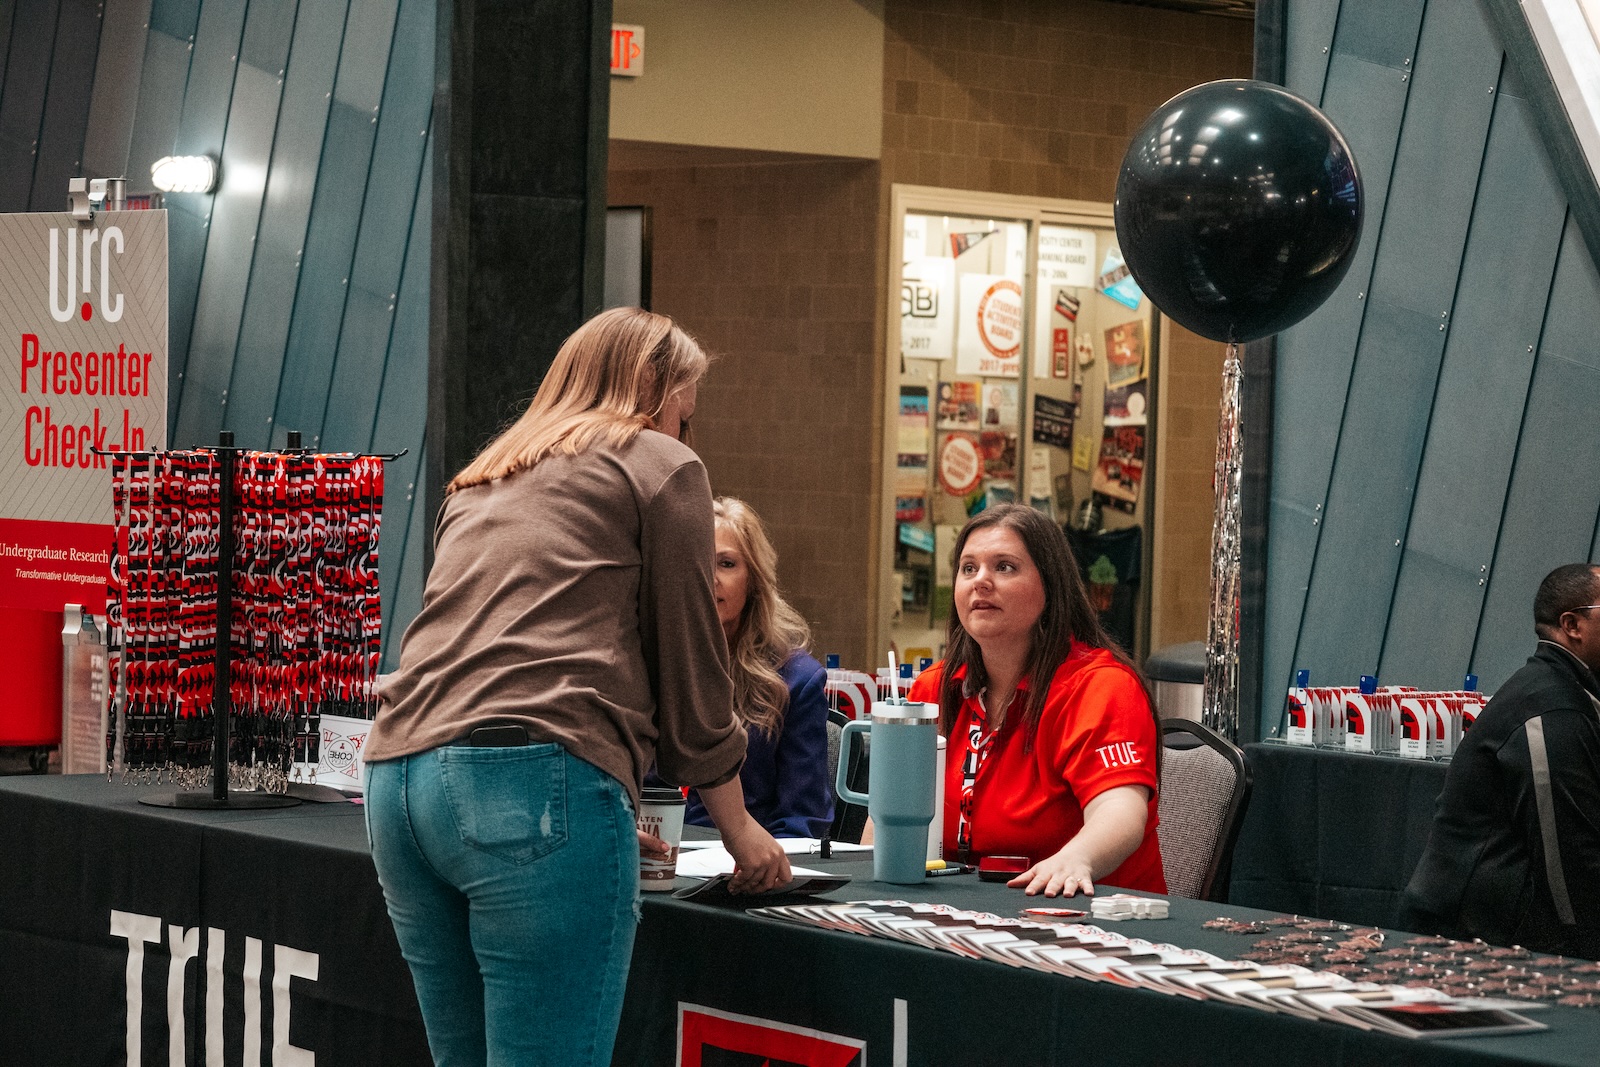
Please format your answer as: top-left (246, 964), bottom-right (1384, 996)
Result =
top-left (1157, 718), bottom-right (1251, 901)
top-left (826, 709), bottom-right (869, 843)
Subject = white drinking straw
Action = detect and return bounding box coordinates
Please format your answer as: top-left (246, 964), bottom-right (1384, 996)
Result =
top-left (888, 650), bottom-right (900, 703)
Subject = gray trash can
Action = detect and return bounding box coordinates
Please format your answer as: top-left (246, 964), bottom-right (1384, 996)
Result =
top-left (1145, 641), bottom-right (1205, 722)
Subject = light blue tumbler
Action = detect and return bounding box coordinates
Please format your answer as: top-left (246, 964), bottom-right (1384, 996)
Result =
top-left (836, 701), bottom-right (939, 884)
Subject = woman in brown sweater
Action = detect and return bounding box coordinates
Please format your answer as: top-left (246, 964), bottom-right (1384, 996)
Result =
top-left (364, 307), bottom-right (789, 1067)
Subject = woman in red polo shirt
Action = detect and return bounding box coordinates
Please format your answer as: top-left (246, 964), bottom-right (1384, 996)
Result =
top-left (907, 504), bottom-right (1165, 897)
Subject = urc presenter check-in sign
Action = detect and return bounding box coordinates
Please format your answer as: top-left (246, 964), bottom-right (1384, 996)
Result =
top-left (0, 210), bottom-right (167, 614)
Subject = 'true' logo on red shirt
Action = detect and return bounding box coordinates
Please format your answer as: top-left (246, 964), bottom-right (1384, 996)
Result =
top-left (1094, 741), bottom-right (1142, 769)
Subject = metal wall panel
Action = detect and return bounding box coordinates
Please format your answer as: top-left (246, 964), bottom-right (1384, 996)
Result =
top-left (0, 0), bottom-right (436, 655)
top-left (1328, 0), bottom-right (1425, 71)
top-left (1293, 0), bottom-right (1508, 689)
top-left (148, 0), bottom-right (200, 39)
top-left (0, 3), bottom-right (17, 94)
top-left (223, 0), bottom-right (348, 449)
top-left (1294, 299), bottom-right (1446, 683)
top-left (81, 0), bottom-right (153, 178)
top-left (321, 0), bottom-right (432, 448)
top-left (164, 0), bottom-right (246, 430)
top-left (174, 60), bottom-right (284, 446)
top-left (1283, 0), bottom-right (1337, 102)
top-left (1261, 52), bottom-right (1416, 727)
top-left (1270, 0), bottom-right (1600, 724)
top-left (333, 0), bottom-right (399, 113)
top-left (373, 136), bottom-right (430, 670)
top-left (318, 0), bottom-right (428, 447)
top-left (0, 0), bottom-right (61, 210)
top-left (271, 0), bottom-right (398, 445)
top-left (29, 0), bottom-right (102, 211)
top-left (123, 30), bottom-right (193, 192)
top-left (1381, 89), bottom-right (1567, 687)
top-left (238, 0), bottom-right (295, 74)
top-left (271, 99), bottom-right (379, 443)
top-left (1365, 1), bottom-right (1499, 317)
top-left (1473, 337), bottom-right (1600, 688)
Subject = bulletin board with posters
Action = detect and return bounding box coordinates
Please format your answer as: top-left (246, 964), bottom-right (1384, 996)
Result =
top-left (883, 188), bottom-right (1159, 664)
top-left (0, 210), bottom-right (168, 748)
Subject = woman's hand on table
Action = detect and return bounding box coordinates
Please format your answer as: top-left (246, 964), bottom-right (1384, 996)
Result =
top-left (696, 776), bottom-right (793, 893)
top-left (1010, 849), bottom-right (1096, 897)
top-left (722, 816), bottom-right (791, 893)
top-left (1009, 784), bottom-right (1151, 897)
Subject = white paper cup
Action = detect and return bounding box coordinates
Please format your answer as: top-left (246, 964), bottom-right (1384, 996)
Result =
top-left (637, 786), bottom-right (687, 890)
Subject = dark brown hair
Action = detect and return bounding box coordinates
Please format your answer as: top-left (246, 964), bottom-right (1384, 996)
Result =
top-left (938, 505), bottom-right (1157, 749)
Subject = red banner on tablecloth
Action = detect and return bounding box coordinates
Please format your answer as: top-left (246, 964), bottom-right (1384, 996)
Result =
top-left (677, 1004), bottom-right (865, 1067)
top-left (0, 516), bottom-right (108, 613)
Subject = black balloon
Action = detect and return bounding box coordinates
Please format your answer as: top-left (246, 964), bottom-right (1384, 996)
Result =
top-left (1114, 79), bottom-right (1362, 344)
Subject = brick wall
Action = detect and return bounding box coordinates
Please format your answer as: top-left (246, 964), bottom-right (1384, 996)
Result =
top-left (609, 159), bottom-right (883, 664)
top-left (881, 0), bottom-right (1255, 200)
top-left (1155, 323), bottom-right (1228, 647)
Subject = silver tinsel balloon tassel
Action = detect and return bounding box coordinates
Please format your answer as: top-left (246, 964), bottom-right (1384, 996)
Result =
top-left (1204, 344), bottom-right (1243, 740)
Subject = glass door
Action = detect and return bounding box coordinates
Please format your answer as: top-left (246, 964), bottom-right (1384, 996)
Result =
top-left (891, 211), bottom-right (1031, 666)
top-left (881, 187), bottom-right (1159, 666)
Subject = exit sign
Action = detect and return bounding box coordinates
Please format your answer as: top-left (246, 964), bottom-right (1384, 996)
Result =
top-left (612, 24), bottom-right (644, 77)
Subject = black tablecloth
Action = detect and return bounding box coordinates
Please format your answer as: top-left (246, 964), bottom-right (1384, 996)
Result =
top-left (4, 772), bottom-right (1593, 1066)
top-left (1230, 742), bottom-right (1448, 929)
top-left (0, 774), bottom-right (430, 1065)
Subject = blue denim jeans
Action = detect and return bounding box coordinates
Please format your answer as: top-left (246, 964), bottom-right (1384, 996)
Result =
top-left (366, 743), bottom-right (640, 1067)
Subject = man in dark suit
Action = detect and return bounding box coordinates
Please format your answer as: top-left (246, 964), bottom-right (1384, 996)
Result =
top-left (1399, 563), bottom-right (1600, 958)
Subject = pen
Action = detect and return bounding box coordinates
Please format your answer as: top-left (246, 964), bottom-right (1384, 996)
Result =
top-left (925, 863), bottom-right (975, 877)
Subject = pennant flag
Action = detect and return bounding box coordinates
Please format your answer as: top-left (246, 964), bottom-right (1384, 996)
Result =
top-left (948, 230), bottom-right (994, 258)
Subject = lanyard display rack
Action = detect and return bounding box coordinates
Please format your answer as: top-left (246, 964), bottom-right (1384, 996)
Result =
top-left (100, 431), bottom-right (400, 809)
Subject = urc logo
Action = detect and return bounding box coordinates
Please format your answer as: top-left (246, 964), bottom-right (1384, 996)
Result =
top-left (49, 224), bottom-right (124, 323)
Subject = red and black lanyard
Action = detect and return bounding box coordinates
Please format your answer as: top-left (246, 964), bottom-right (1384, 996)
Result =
top-left (955, 688), bottom-right (1016, 861)
top-left (106, 449), bottom-right (385, 786)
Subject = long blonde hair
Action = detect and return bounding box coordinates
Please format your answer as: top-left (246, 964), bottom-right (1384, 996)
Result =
top-left (449, 307), bottom-right (708, 492)
top-left (716, 497), bottom-right (812, 739)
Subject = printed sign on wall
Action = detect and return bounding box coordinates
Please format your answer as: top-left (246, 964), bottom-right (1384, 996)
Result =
top-left (1037, 225), bottom-right (1096, 288)
top-left (937, 433), bottom-right (983, 496)
top-left (1032, 394), bottom-right (1076, 449)
top-left (956, 274), bottom-right (1022, 378)
top-left (901, 258), bottom-right (955, 361)
top-left (0, 211), bottom-right (168, 614)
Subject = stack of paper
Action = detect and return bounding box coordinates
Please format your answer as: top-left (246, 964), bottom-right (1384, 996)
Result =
top-left (749, 901), bottom-right (1545, 1039)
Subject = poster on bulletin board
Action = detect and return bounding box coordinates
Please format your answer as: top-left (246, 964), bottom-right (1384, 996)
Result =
top-left (936, 379), bottom-right (981, 431)
top-left (979, 431), bottom-right (1017, 481)
top-left (937, 433), bottom-right (983, 496)
top-left (1037, 225), bottom-right (1097, 287)
top-left (956, 274), bottom-right (1022, 377)
top-left (1092, 425), bottom-right (1145, 513)
top-left (1032, 395), bottom-right (1075, 449)
top-left (1103, 378), bottom-right (1148, 425)
top-left (901, 257), bottom-right (955, 360)
top-left (982, 382), bottom-right (1018, 428)
top-left (1104, 320), bottom-right (1145, 387)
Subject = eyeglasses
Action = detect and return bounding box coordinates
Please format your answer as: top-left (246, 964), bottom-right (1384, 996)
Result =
top-left (1565, 605), bottom-right (1600, 615)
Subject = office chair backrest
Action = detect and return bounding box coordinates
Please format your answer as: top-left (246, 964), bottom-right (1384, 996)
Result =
top-left (1157, 718), bottom-right (1251, 901)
